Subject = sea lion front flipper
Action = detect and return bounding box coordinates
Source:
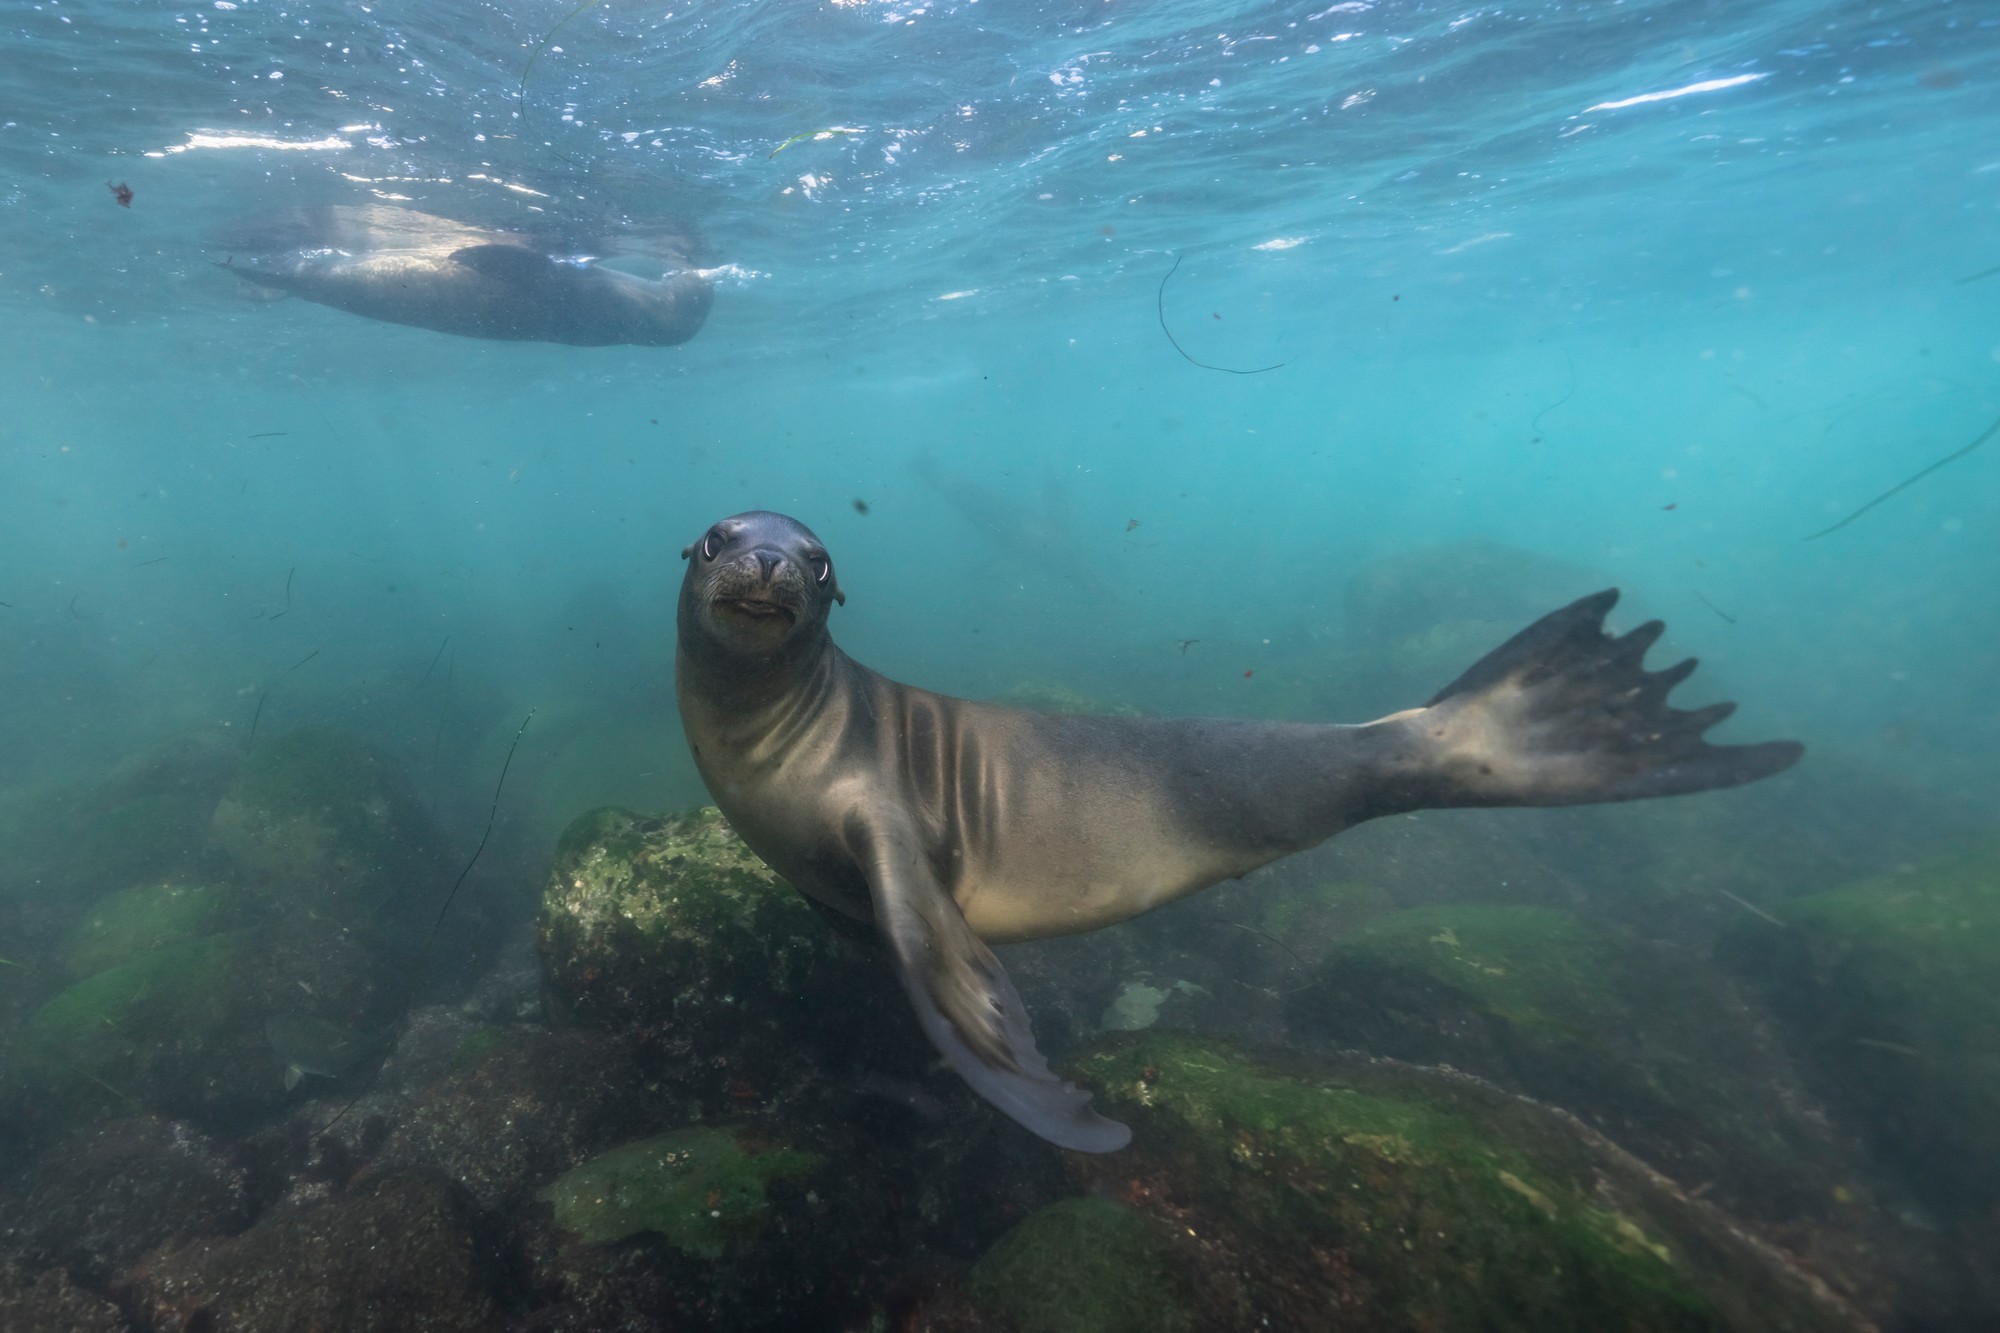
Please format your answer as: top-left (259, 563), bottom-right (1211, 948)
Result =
top-left (848, 812), bottom-right (1131, 1153)
top-left (1414, 588), bottom-right (1804, 806)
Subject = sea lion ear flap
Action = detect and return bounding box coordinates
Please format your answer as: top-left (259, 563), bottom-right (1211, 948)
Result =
top-left (829, 574), bottom-right (845, 607)
top-left (680, 543), bottom-right (695, 561)
top-left (847, 811), bottom-right (1130, 1153)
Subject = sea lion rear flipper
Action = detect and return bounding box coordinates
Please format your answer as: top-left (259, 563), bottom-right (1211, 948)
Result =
top-left (1415, 589), bottom-right (1803, 805)
top-left (849, 812), bottom-right (1131, 1153)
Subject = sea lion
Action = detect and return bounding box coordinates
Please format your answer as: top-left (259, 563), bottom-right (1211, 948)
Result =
top-left (675, 511), bottom-right (1803, 1152)
top-left (218, 204), bottom-right (711, 346)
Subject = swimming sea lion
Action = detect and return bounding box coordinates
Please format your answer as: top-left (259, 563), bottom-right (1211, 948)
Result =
top-left (219, 204), bottom-right (711, 346)
top-left (675, 511), bottom-right (1803, 1152)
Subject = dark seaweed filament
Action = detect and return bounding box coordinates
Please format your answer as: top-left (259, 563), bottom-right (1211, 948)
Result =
top-left (1157, 256), bottom-right (1284, 375)
top-left (1804, 411), bottom-right (2000, 541)
top-left (314, 709), bottom-right (536, 1141)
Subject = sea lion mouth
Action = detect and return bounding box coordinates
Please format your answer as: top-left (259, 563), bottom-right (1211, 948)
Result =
top-left (713, 597), bottom-right (798, 626)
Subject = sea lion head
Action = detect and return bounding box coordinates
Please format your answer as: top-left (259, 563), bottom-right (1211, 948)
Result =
top-left (679, 511), bottom-right (844, 658)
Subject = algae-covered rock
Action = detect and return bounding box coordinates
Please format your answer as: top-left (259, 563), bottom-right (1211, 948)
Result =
top-left (0, 1257), bottom-right (127, 1333)
top-left (1067, 1032), bottom-right (1866, 1333)
top-left (966, 1196), bottom-right (1197, 1333)
top-left (127, 1170), bottom-right (498, 1333)
top-left (1285, 904), bottom-right (1855, 1225)
top-left (13, 910), bottom-right (398, 1136)
top-left (60, 880), bottom-right (248, 981)
top-left (0, 731), bottom-right (240, 905)
top-left (539, 1124), bottom-right (821, 1258)
top-left (1721, 842), bottom-right (2000, 1221)
top-left (539, 806), bottom-right (908, 1107)
top-left (3, 1115), bottom-right (251, 1283)
top-left (210, 726), bottom-right (439, 920)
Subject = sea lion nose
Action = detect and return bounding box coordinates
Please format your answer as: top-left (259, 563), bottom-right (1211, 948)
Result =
top-left (754, 549), bottom-right (783, 581)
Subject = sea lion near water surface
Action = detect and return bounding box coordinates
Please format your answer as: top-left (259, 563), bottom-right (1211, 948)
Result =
top-left (675, 511), bottom-right (1803, 1152)
top-left (218, 204), bottom-right (711, 346)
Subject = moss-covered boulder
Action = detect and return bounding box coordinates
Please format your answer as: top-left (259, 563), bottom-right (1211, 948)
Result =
top-left (210, 726), bottom-right (439, 921)
top-left (0, 732), bottom-right (239, 905)
top-left (966, 1196), bottom-right (1197, 1333)
top-left (10, 910), bottom-right (398, 1137)
top-left (1066, 1032), bottom-right (1865, 1332)
top-left (60, 880), bottom-right (249, 981)
top-left (1284, 903), bottom-right (1853, 1224)
top-left (539, 1124), bottom-right (821, 1257)
top-left (1720, 842), bottom-right (2000, 1221)
top-left (539, 806), bottom-right (915, 1109)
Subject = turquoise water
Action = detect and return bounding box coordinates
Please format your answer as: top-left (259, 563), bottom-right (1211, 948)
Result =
top-left (3, 0), bottom-right (1999, 1324)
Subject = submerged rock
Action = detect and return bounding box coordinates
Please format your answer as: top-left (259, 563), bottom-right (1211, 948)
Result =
top-left (2, 1115), bottom-right (250, 1285)
top-left (966, 1196), bottom-right (1197, 1333)
top-left (0, 1256), bottom-right (127, 1333)
top-left (127, 1170), bottom-right (497, 1333)
top-left (367, 1027), bottom-right (648, 1212)
top-left (0, 732), bottom-right (240, 907)
top-left (1064, 1032), bottom-right (1867, 1333)
top-left (210, 726), bottom-right (440, 922)
top-left (1722, 841), bottom-right (2000, 1221)
top-left (13, 909), bottom-right (398, 1137)
top-left (538, 806), bottom-right (918, 1110)
top-left (1284, 903), bottom-right (1857, 1226)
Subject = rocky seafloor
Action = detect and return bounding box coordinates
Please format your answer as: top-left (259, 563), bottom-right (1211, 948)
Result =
top-left (2, 706), bottom-right (1997, 1332)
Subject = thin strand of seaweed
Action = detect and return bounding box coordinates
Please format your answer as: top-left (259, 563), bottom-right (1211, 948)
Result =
top-left (313, 709), bottom-right (536, 1141)
top-left (1803, 410), bottom-right (2000, 541)
top-left (1157, 256), bottom-right (1284, 375)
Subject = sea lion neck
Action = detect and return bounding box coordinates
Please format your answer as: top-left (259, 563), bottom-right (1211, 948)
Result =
top-left (675, 617), bottom-right (849, 756)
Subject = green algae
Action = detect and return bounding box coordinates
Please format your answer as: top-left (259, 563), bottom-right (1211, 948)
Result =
top-left (966, 1196), bottom-right (1197, 1333)
top-left (538, 1125), bottom-right (821, 1257)
top-left (21, 929), bottom-right (258, 1116)
top-left (450, 1025), bottom-right (516, 1072)
top-left (1074, 1032), bottom-right (1715, 1330)
top-left (61, 881), bottom-right (247, 981)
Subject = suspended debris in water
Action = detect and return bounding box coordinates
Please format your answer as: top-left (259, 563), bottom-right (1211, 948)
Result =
top-left (1177, 638), bottom-right (1200, 655)
top-left (1803, 410), bottom-right (2000, 540)
top-left (518, 0), bottom-right (609, 130)
top-left (769, 127), bottom-right (860, 159)
top-left (1714, 886), bottom-right (1784, 927)
top-left (1954, 263), bottom-right (2000, 286)
top-left (108, 181), bottom-right (132, 207)
top-left (1530, 350), bottom-right (1576, 440)
top-left (286, 648), bottom-right (320, 674)
top-left (1157, 256), bottom-right (1284, 376)
top-left (1126, 518), bottom-right (1141, 531)
top-left (416, 634), bottom-right (452, 690)
top-left (248, 431), bottom-right (288, 439)
top-left (852, 498), bottom-right (870, 515)
top-left (1692, 591), bottom-right (1737, 625)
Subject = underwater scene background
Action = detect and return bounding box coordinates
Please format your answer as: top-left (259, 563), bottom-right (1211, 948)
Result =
top-left (2, 0), bottom-right (1997, 1328)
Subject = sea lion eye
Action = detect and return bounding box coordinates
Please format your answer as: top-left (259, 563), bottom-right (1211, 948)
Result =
top-left (811, 556), bottom-right (831, 585)
top-left (701, 530), bottom-right (724, 561)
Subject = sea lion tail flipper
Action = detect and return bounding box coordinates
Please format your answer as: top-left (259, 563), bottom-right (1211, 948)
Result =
top-left (850, 813), bottom-right (1131, 1153)
top-left (1417, 589), bottom-right (1803, 805)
